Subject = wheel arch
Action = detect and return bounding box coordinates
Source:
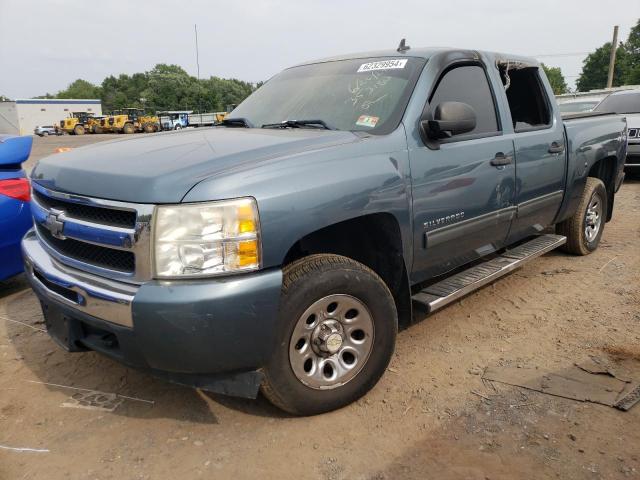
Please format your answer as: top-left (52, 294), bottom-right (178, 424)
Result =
top-left (587, 155), bottom-right (617, 221)
top-left (282, 213), bottom-right (412, 328)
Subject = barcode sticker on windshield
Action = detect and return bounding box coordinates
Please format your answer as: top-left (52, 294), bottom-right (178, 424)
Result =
top-left (357, 59), bottom-right (407, 73)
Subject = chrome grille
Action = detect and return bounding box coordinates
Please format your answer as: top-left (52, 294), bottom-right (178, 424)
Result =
top-left (36, 224), bottom-right (135, 272)
top-left (33, 190), bottom-right (137, 228)
top-left (31, 183), bottom-right (154, 284)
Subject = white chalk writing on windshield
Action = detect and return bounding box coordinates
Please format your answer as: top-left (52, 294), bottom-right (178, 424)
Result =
top-left (348, 72), bottom-right (391, 110)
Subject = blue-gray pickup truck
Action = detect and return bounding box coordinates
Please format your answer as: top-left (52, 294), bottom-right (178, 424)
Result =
top-left (23, 46), bottom-right (627, 415)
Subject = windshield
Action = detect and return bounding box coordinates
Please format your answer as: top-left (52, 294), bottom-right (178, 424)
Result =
top-left (558, 101), bottom-right (598, 113)
top-left (230, 57), bottom-right (426, 134)
top-left (594, 92), bottom-right (640, 114)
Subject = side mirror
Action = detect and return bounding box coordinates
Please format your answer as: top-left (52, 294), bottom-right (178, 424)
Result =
top-left (420, 101), bottom-right (477, 142)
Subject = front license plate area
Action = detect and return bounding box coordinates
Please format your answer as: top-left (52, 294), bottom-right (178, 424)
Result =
top-left (41, 302), bottom-right (87, 352)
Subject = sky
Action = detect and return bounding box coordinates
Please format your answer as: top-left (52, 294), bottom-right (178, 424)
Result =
top-left (1, 0), bottom-right (639, 99)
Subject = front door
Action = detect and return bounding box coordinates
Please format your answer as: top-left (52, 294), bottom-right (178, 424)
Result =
top-left (409, 64), bottom-right (516, 283)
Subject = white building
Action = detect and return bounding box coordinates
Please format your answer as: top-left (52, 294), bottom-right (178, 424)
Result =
top-left (0, 99), bottom-right (103, 135)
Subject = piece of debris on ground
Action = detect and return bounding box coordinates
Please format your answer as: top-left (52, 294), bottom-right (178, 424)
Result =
top-left (482, 356), bottom-right (640, 411)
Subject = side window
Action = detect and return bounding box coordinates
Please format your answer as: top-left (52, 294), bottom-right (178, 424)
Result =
top-left (501, 66), bottom-right (551, 131)
top-left (429, 65), bottom-right (499, 137)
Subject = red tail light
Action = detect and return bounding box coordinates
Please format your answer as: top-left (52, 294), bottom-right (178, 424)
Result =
top-left (0, 178), bottom-right (31, 202)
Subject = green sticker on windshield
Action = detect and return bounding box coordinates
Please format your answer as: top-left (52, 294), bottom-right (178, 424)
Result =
top-left (356, 115), bottom-right (379, 128)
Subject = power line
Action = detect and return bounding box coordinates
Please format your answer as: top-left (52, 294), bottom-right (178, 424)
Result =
top-left (532, 52), bottom-right (590, 58)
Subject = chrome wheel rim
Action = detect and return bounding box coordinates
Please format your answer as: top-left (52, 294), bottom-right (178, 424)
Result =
top-left (584, 192), bottom-right (602, 243)
top-left (289, 294), bottom-right (374, 390)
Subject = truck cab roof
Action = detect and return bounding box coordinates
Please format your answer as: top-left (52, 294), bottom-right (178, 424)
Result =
top-left (296, 46), bottom-right (540, 70)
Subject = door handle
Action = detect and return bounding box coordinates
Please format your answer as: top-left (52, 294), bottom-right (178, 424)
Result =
top-left (490, 152), bottom-right (512, 167)
top-left (548, 141), bottom-right (565, 154)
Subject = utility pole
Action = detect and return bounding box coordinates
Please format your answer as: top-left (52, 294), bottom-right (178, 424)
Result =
top-left (606, 25), bottom-right (619, 89)
top-left (194, 24), bottom-right (201, 81)
top-left (194, 23), bottom-right (201, 113)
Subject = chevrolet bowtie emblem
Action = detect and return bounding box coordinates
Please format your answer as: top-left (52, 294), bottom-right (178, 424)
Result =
top-left (45, 208), bottom-right (66, 239)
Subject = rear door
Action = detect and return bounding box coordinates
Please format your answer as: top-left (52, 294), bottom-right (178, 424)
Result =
top-left (498, 65), bottom-right (566, 243)
top-left (409, 61), bottom-right (516, 282)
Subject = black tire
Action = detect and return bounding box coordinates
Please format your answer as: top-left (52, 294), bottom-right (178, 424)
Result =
top-left (174, 124), bottom-right (182, 130)
top-left (261, 254), bottom-right (397, 415)
top-left (143, 123), bottom-right (154, 133)
top-left (42, 131), bottom-right (49, 137)
top-left (73, 125), bottom-right (85, 135)
top-left (557, 177), bottom-right (607, 255)
top-left (123, 123), bottom-right (135, 134)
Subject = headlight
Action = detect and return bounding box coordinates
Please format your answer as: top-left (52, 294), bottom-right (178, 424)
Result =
top-left (153, 198), bottom-right (260, 278)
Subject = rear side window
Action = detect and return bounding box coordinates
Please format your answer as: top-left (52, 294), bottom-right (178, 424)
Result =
top-left (429, 65), bottom-right (500, 136)
top-left (501, 66), bottom-right (551, 131)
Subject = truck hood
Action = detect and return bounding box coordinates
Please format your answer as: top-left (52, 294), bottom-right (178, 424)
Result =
top-left (31, 128), bottom-right (361, 203)
top-left (625, 113), bottom-right (640, 129)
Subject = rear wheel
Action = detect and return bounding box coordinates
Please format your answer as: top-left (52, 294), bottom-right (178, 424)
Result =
top-left (261, 254), bottom-right (397, 415)
top-left (174, 124), bottom-right (182, 130)
top-left (42, 131), bottom-right (49, 137)
top-left (123, 123), bottom-right (135, 134)
top-left (73, 125), bottom-right (85, 135)
top-left (557, 177), bottom-right (607, 255)
top-left (143, 123), bottom-right (155, 133)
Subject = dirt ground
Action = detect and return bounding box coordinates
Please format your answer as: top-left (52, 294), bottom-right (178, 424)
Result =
top-left (1, 134), bottom-right (639, 480)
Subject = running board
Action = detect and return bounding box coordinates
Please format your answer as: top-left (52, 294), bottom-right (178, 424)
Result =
top-left (412, 234), bottom-right (566, 314)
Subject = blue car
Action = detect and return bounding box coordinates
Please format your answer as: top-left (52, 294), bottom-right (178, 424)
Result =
top-left (0, 135), bottom-right (33, 280)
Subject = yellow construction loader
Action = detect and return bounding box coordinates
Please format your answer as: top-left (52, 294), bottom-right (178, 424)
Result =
top-left (110, 108), bottom-right (160, 134)
top-left (58, 112), bottom-right (96, 135)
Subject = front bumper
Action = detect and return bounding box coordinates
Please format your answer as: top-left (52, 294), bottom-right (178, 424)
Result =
top-left (22, 230), bottom-right (283, 397)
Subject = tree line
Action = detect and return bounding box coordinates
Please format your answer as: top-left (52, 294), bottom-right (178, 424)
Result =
top-left (34, 64), bottom-right (258, 113)
top-left (576, 19), bottom-right (640, 91)
top-left (540, 19), bottom-right (639, 94)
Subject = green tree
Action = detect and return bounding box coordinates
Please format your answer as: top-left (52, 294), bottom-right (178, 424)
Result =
top-left (101, 73), bottom-right (149, 112)
top-left (141, 64), bottom-right (203, 112)
top-left (56, 79), bottom-right (101, 99)
top-left (202, 76), bottom-right (254, 111)
top-left (34, 63), bottom-right (257, 113)
top-left (577, 42), bottom-right (629, 91)
top-left (541, 63), bottom-right (567, 94)
top-left (623, 19), bottom-right (640, 84)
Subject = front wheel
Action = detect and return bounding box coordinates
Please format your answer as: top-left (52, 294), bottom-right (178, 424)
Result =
top-left (261, 254), bottom-right (397, 415)
top-left (557, 177), bottom-right (607, 255)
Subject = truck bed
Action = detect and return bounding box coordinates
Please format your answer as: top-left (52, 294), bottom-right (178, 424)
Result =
top-left (554, 112), bottom-right (627, 226)
top-left (561, 111), bottom-right (618, 121)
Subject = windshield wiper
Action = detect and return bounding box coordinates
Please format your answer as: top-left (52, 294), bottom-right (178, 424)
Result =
top-left (261, 119), bottom-right (335, 130)
top-left (217, 117), bottom-right (254, 128)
